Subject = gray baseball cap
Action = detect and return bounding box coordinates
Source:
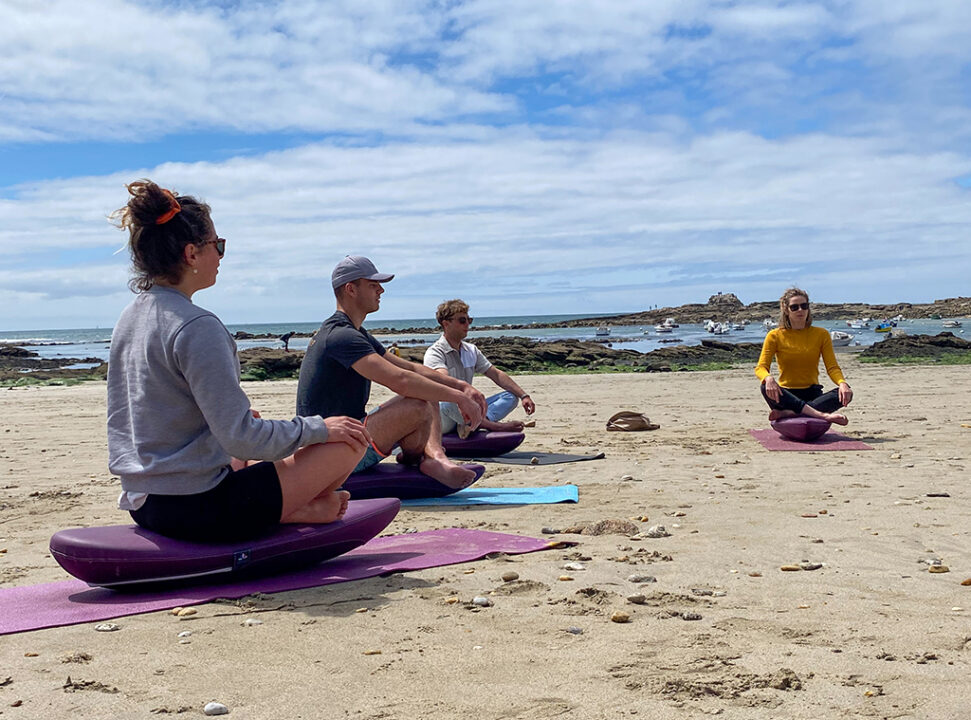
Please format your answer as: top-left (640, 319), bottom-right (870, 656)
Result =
top-left (331, 256), bottom-right (394, 289)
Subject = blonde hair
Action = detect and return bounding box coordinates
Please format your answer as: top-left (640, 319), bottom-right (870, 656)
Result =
top-left (436, 299), bottom-right (470, 327)
top-left (779, 287), bottom-right (812, 329)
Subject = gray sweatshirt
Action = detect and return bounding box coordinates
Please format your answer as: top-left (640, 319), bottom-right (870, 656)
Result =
top-left (107, 286), bottom-right (329, 495)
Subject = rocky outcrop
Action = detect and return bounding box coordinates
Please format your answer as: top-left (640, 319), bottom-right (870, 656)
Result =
top-left (859, 332), bottom-right (971, 360)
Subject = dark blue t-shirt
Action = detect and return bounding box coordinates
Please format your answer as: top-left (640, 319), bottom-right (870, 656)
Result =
top-left (296, 311), bottom-right (386, 419)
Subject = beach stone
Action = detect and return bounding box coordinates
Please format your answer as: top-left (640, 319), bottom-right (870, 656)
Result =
top-left (94, 623), bottom-right (119, 632)
top-left (541, 527), bottom-right (560, 535)
top-left (627, 573), bottom-right (657, 583)
top-left (559, 575), bottom-right (574, 582)
top-left (562, 519), bottom-right (639, 536)
top-left (691, 588), bottom-right (714, 596)
top-left (176, 608), bottom-right (197, 617)
top-left (363, 650), bottom-right (382, 656)
top-left (530, 457), bottom-right (539, 465)
top-left (611, 611), bottom-right (631, 623)
top-left (203, 701), bottom-right (229, 716)
top-left (621, 474), bottom-right (634, 482)
top-left (501, 571), bottom-right (519, 582)
top-left (445, 597), bottom-right (459, 604)
top-left (177, 631), bottom-right (192, 638)
top-left (680, 612), bottom-right (703, 621)
top-left (780, 565), bottom-right (802, 572)
top-left (563, 562), bottom-right (585, 571)
top-left (642, 525), bottom-right (670, 539)
top-left (243, 618), bottom-right (263, 626)
top-left (748, 571), bottom-right (762, 577)
top-left (799, 562), bottom-right (823, 571)
top-left (472, 596), bottom-right (493, 607)
top-left (627, 594), bottom-right (647, 605)
top-left (928, 565), bottom-right (950, 573)
top-left (565, 626), bottom-right (583, 635)
top-left (961, 578), bottom-right (971, 586)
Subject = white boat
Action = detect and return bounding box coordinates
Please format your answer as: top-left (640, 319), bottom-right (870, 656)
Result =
top-left (731, 322), bottom-right (745, 331)
top-left (662, 317), bottom-right (679, 328)
top-left (595, 325), bottom-right (611, 337)
top-left (846, 319), bottom-right (868, 329)
top-left (654, 324), bottom-right (673, 334)
top-left (762, 318), bottom-right (777, 329)
top-left (830, 330), bottom-right (854, 347)
top-left (942, 320), bottom-right (962, 328)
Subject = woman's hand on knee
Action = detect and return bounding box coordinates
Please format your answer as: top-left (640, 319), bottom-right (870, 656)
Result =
top-left (763, 376), bottom-right (781, 402)
top-left (324, 416), bottom-right (370, 453)
top-left (838, 382), bottom-right (853, 406)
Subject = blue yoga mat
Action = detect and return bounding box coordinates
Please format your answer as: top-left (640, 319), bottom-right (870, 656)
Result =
top-left (401, 485), bottom-right (579, 507)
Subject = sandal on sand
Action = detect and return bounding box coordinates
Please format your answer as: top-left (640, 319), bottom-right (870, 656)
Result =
top-left (606, 411), bottom-right (660, 432)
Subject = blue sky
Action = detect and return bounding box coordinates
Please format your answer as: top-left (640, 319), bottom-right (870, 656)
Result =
top-left (1, 0), bottom-right (970, 330)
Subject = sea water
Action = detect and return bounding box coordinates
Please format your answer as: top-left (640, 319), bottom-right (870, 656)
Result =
top-left (1, 315), bottom-right (965, 366)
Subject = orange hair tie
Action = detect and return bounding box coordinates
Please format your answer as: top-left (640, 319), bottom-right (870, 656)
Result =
top-left (155, 189), bottom-right (181, 225)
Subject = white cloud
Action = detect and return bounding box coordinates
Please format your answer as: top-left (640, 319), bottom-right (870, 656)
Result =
top-left (1, 126), bottom-right (968, 327)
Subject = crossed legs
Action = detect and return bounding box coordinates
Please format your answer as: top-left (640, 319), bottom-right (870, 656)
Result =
top-left (761, 384), bottom-right (848, 425)
top-left (364, 395), bottom-right (479, 489)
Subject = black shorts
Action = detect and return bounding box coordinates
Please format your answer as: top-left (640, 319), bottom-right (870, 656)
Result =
top-left (130, 461), bottom-right (284, 542)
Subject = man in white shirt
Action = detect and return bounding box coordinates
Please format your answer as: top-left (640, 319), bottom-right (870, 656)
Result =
top-left (424, 299), bottom-right (536, 436)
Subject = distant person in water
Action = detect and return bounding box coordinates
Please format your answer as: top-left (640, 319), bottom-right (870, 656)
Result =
top-left (424, 299), bottom-right (536, 437)
top-left (107, 181), bottom-right (368, 542)
top-left (279, 331), bottom-right (295, 352)
top-left (755, 287), bottom-right (854, 425)
top-left (296, 256), bottom-right (487, 490)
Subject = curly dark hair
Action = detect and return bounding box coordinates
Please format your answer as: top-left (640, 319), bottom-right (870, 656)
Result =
top-left (110, 180), bottom-right (212, 292)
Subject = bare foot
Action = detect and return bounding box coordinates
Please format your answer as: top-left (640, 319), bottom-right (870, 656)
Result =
top-left (824, 413), bottom-right (849, 426)
top-left (419, 455), bottom-right (478, 489)
top-left (282, 489), bottom-right (351, 524)
top-left (494, 421), bottom-right (525, 432)
top-left (768, 409), bottom-right (797, 421)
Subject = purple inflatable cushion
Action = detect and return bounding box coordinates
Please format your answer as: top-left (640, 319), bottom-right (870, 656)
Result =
top-left (341, 462), bottom-right (485, 500)
top-left (441, 430), bottom-right (525, 458)
top-left (49, 497), bottom-right (400, 589)
top-left (770, 416), bottom-right (832, 442)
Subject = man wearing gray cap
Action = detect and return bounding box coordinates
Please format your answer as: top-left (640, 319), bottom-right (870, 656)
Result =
top-left (297, 256), bottom-right (487, 489)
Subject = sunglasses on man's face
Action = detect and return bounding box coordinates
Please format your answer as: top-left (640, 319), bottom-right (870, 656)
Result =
top-left (788, 302), bottom-right (809, 311)
top-left (452, 316), bottom-right (473, 325)
top-left (205, 238), bottom-right (226, 257)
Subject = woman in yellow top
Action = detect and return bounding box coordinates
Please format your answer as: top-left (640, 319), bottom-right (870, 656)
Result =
top-left (755, 288), bottom-right (854, 425)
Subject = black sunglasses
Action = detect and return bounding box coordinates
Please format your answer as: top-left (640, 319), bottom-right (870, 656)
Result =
top-left (452, 316), bottom-right (473, 325)
top-left (788, 302), bottom-right (809, 311)
top-left (204, 238), bottom-right (226, 257)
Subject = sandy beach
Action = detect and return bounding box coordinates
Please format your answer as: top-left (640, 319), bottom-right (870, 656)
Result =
top-left (2, 358), bottom-right (970, 718)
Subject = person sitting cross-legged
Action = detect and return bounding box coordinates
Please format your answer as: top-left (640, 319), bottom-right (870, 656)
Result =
top-left (296, 257), bottom-right (487, 490)
top-left (424, 299), bottom-right (536, 437)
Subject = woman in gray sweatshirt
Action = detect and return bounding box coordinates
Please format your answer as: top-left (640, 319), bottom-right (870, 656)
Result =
top-left (107, 180), bottom-right (370, 541)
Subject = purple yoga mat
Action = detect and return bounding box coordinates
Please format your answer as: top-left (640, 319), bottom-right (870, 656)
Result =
top-left (749, 428), bottom-right (873, 451)
top-left (0, 529), bottom-right (557, 636)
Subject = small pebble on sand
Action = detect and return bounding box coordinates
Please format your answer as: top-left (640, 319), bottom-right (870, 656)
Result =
top-left (627, 594), bottom-right (647, 605)
top-left (928, 565), bottom-right (950, 573)
top-left (530, 457), bottom-right (539, 465)
top-left (501, 571), bottom-right (519, 582)
top-left (563, 562), bottom-right (585, 571)
top-left (611, 611), bottom-right (631, 623)
top-left (566, 626), bottom-right (583, 635)
top-left (627, 574), bottom-right (656, 583)
top-left (203, 701), bottom-right (229, 716)
top-left (799, 562), bottom-right (823, 571)
top-left (641, 525), bottom-right (670, 539)
top-left (177, 608), bottom-right (197, 617)
top-left (472, 596), bottom-right (493, 607)
top-left (961, 578), bottom-right (971, 586)
top-left (680, 612), bottom-right (702, 621)
top-left (780, 565), bottom-right (802, 572)
top-left (559, 575), bottom-right (574, 582)
top-left (355, 608), bottom-right (368, 614)
top-left (748, 571), bottom-right (763, 577)
top-left (94, 623), bottom-right (119, 632)
top-left (243, 618), bottom-right (263, 626)
top-left (445, 596), bottom-right (459, 604)
top-left (363, 650), bottom-right (382, 656)
top-left (178, 631), bottom-right (192, 638)
top-left (541, 527), bottom-right (560, 535)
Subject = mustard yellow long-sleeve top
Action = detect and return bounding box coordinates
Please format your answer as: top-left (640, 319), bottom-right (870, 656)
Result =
top-left (754, 326), bottom-right (846, 388)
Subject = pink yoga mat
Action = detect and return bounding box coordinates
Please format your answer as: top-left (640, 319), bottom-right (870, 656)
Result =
top-left (749, 428), bottom-right (873, 451)
top-left (0, 529), bottom-right (558, 636)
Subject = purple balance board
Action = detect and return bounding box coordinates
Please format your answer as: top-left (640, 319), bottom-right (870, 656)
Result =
top-left (441, 430), bottom-right (525, 458)
top-left (341, 462), bottom-right (485, 500)
top-left (770, 416), bottom-right (832, 442)
top-left (49, 497), bottom-right (400, 590)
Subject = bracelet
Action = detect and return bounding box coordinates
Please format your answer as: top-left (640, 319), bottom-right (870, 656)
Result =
top-left (520, 394), bottom-right (530, 400)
